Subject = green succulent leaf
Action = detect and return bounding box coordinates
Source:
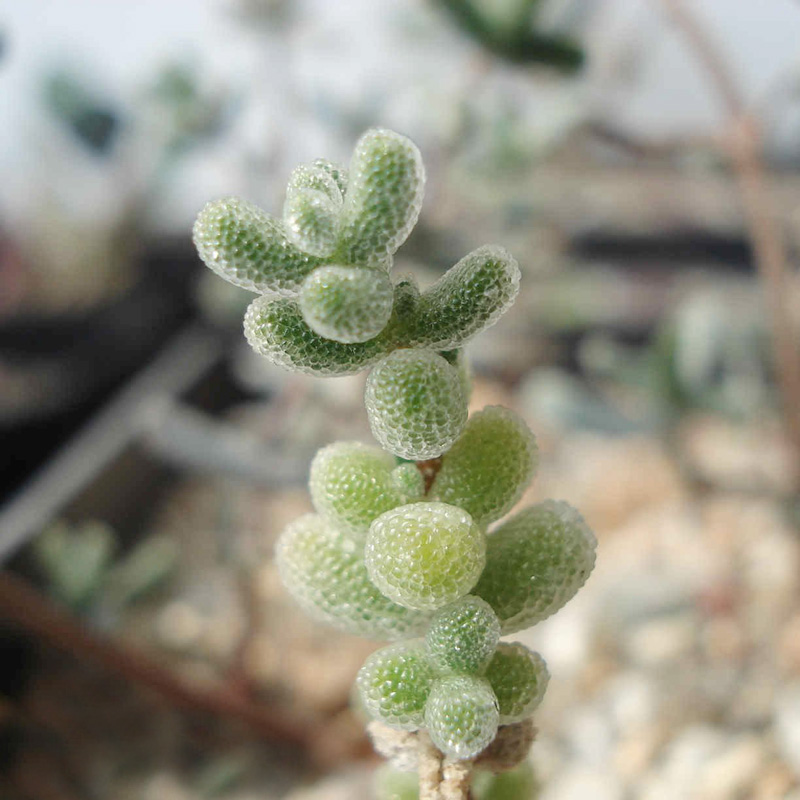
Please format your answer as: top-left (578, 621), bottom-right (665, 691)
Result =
top-left (244, 295), bottom-right (391, 376)
top-left (309, 441), bottom-right (423, 543)
top-left (34, 521), bottom-right (116, 610)
top-left (356, 641), bottom-right (435, 730)
top-left (286, 162), bottom-right (344, 207)
top-left (390, 462), bottom-right (426, 499)
top-left (401, 245), bottom-right (520, 349)
top-left (365, 349), bottom-right (468, 460)
top-left (474, 501), bottom-right (596, 634)
top-left (365, 502), bottom-right (485, 611)
top-left (485, 643), bottom-right (549, 723)
top-left (193, 196), bottom-right (323, 294)
top-left (472, 762), bottom-right (539, 800)
top-left (337, 128), bottom-right (425, 265)
top-left (299, 265), bottom-right (394, 343)
top-left (276, 514), bottom-right (431, 640)
top-left (425, 596), bottom-right (500, 675)
top-left (312, 157), bottom-right (348, 198)
top-left (430, 406), bottom-right (538, 526)
top-left (283, 188), bottom-right (340, 258)
top-left (424, 674), bottom-right (499, 760)
top-left (108, 534), bottom-right (179, 607)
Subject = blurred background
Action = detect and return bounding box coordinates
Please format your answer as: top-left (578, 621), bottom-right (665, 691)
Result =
top-left (2, 0), bottom-right (800, 798)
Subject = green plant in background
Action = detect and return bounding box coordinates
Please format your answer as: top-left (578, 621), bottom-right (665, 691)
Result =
top-left (33, 520), bottom-right (179, 616)
top-left (194, 128), bottom-right (596, 798)
top-left (434, 0), bottom-right (584, 72)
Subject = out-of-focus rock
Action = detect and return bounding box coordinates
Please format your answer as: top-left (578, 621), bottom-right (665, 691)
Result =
top-left (679, 415), bottom-right (797, 494)
top-left (539, 766), bottom-right (624, 800)
top-left (775, 684), bottom-right (800, 779)
top-left (523, 434), bottom-right (685, 535)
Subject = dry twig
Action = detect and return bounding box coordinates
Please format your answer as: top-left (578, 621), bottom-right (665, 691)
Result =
top-left (0, 572), bottom-right (329, 763)
top-left (659, 0), bottom-right (800, 485)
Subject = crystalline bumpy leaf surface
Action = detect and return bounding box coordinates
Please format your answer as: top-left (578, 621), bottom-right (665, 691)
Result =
top-left (244, 295), bottom-right (390, 376)
top-left (424, 674), bottom-right (499, 760)
top-left (283, 188), bottom-right (340, 258)
top-left (276, 514), bottom-right (430, 640)
top-left (309, 441), bottom-right (423, 543)
top-left (365, 502), bottom-right (485, 611)
top-left (474, 500), bottom-right (597, 634)
top-left (286, 162), bottom-right (345, 206)
top-left (193, 197), bottom-right (323, 295)
top-left (401, 245), bottom-right (521, 350)
top-left (337, 128), bottom-right (425, 265)
top-left (425, 595), bottom-right (501, 675)
top-left (485, 643), bottom-right (549, 723)
top-left (299, 266), bottom-right (394, 344)
top-left (365, 350), bottom-right (468, 460)
top-left (357, 641), bottom-right (435, 730)
top-left (431, 406), bottom-right (539, 527)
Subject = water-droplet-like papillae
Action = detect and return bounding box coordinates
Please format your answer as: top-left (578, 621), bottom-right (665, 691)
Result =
top-left (425, 596), bottom-right (500, 675)
top-left (431, 406), bottom-right (538, 527)
top-left (309, 442), bottom-right (423, 542)
top-left (390, 462), bottom-right (426, 499)
top-left (365, 350), bottom-right (468, 460)
top-left (366, 503), bottom-right (485, 611)
top-left (400, 246), bottom-right (520, 350)
top-left (244, 295), bottom-right (390, 376)
top-left (424, 674), bottom-right (499, 760)
top-left (474, 500), bottom-right (596, 634)
top-left (485, 643), bottom-right (549, 723)
top-left (299, 266), bottom-right (394, 343)
top-left (286, 162), bottom-right (344, 207)
top-left (190, 128), bottom-right (601, 767)
top-left (193, 197), bottom-right (323, 295)
top-left (337, 128), bottom-right (425, 266)
top-left (357, 641), bottom-right (435, 730)
top-left (283, 188), bottom-right (340, 258)
top-left (276, 514), bottom-right (430, 640)
top-left (312, 158), bottom-right (348, 197)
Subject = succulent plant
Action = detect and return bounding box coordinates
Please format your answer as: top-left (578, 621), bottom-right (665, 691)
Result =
top-left (194, 127), bottom-right (596, 797)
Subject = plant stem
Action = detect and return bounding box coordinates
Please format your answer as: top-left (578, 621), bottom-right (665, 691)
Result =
top-left (417, 457), bottom-right (443, 494)
top-left (0, 572), bottom-right (321, 759)
top-left (658, 0), bottom-right (800, 485)
top-left (418, 731), bottom-right (474, 800)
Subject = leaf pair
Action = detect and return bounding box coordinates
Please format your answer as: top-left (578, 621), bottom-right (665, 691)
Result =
top-left (276, 514), bottom-right (431, 641)
top-left (277, 499), bottom-right (596, 641)
top-left (285, 410), bottom-right (594, 637)
top-left (357, 637), bottom-right (549, 760)
top-left (309, 442), bottom-right (424, 543)
top-left (308, 406), bottom-right (537, 544)
top-left (243, 244), bottom-right (520, 375)
top-left (194, 129), bottom-right (425, 343)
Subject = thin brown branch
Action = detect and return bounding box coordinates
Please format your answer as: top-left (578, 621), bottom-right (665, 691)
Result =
top-left (659, 0), bottom-right (744, 116)
top-left (726, 119), bottom-right (800, 466)
top-left (660, 0), bottom-right (800, 484)
top-left (586, 121), bottom-right (716, 159)
top-left (0, 572), bottom-right (324, 760)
